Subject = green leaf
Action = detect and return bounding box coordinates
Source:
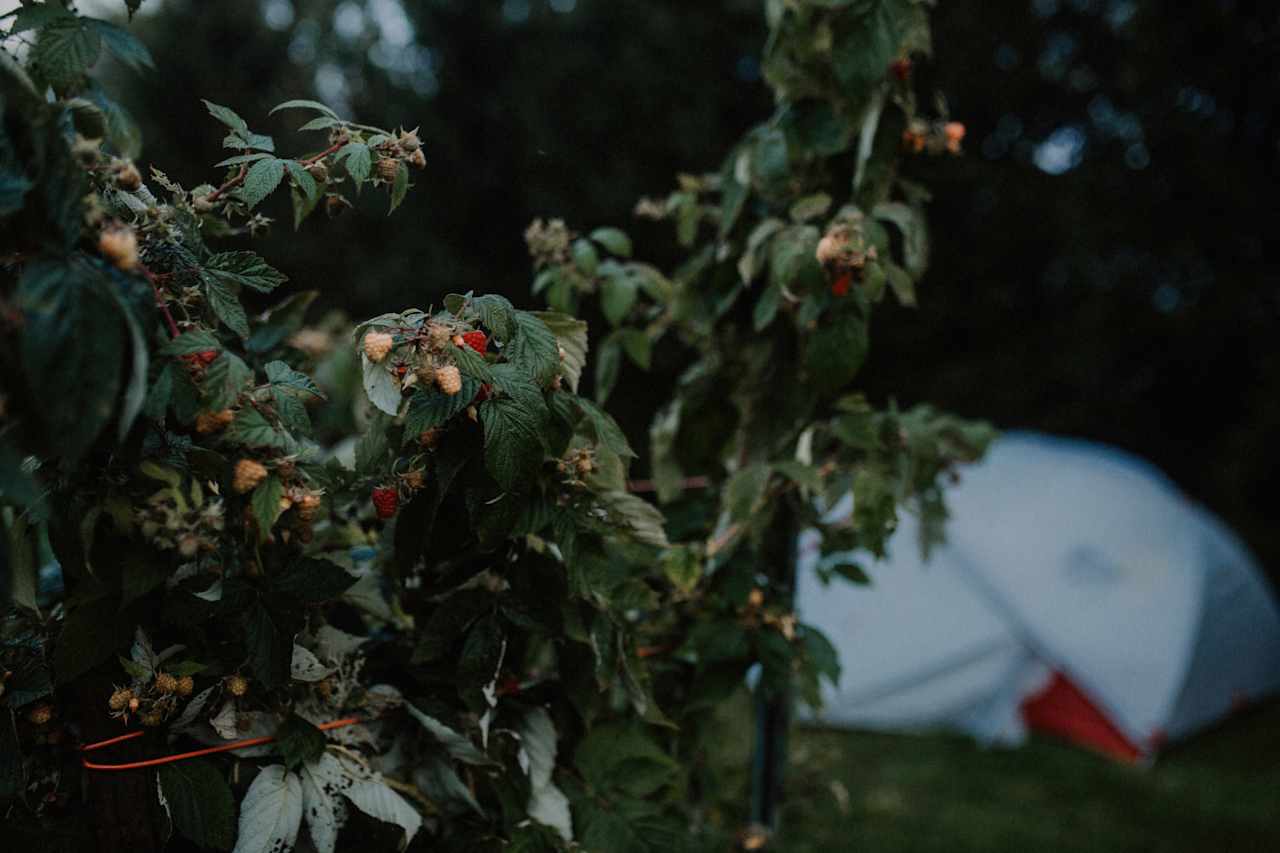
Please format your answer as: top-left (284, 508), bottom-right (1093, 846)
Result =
top-left (30, 17), bottom-right (102, 88)
top-left (874, 201), bottom-right (929, 278)
top-left (243, 601), bottom-right (290, 689)
top-left (600, 271), bottom-right (638, 327)
top-left (339, 142), bottom-right (372, 184)
top-left (530, 311), bottom-right (587, 393)
top-left (275, 714), bottom-right (326, 770)
top-left (269, 99), bottom-right (338, 119)
top-left (470, 293), bottom-right (517, 342)
top-left (8, 6), bottom-right (69, 35)
top-left (457, 613), bottom-right (504, 688)
top-left (594, 337), bottom-right (621, 406)
top-left (597, 491), bottom-right (669, 548)
top-left (283, 160), bottom-right (318, 205)
top-left (804, 307), bottom-right (869, 395)
top-left (450, 343), bottom-right (495, 385)
top-left (479, 396), bottom-right (546, 491)
top-left (361, 354), bottom-right (402, 416)
top-left (389, 161), bottom-right (409, 213)
top-left (202, 352), bottom-right (252, 411)
top-left (832, 0), bottom-right (912, 92)
top-left (204, 251), bottom-right (288, 293)
top-left (724, 463), bottom-right (771, 521)
top-left (269, 558), bottom-right (357, 603)
top-left (265, 361), bottom-right (324, 399)
top-left (753, 281), bottom-right (782, 331)
top-left (213, 152), bottom-right (272, 168)
top-left (161, 328), bottom-right (220, 357)
top-left (239, 158), bottom-right (285, 208)
top-left (616, 328), bottom-right (651, 370)
top-left (204, 276), bottom-right (249, 338)
top-left (87, 19), bottom-right (154, 71)
top-left (830, 561), bottom-right (871, 585)
top-left (571, 238), bottom-right (599, 276)
top-left (17, 258), bottom-right (125, 463)
top-left (406, 704), bottom-right (496, 767)
top-left (885, 261), bottom-right (917, 307)
top-left (589, 227), bottom-right (632, 257)
top-left (506, 311), bottom-right (560, 386)
top-left (403, 381), bottom-right (479, 439)
top-left (202, 100), bottom-right (248, 133)
top-left (223, 407), bottom-right (289, 449)
top-left (575, 398), bottom-right (635, 458)
top-left (250, 475), bottom-right (285, 542)
top-left (158, 759), bottom-right (236, 851)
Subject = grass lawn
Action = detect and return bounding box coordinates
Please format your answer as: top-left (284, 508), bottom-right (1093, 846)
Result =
top-left (756, 701), bottom-right (1280, 852)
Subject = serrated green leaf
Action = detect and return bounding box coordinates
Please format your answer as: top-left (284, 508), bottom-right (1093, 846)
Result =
top-left (576, 397), bottom-right (635, 458)
top-left (265, 361), bottom-right (324, 398)
top-left (296, 115), bottom-right (339, 132)
top-left (450, 344), bottom-right (496, 385)
top-left (479, 396), bottom-right (546, 491)
top-left (203, 251), bottom-right (287, 293)
top-left (250, 475), bottom-right (285, 542)
top-left (203, 276), bottom-right (249, 338)
top-left (470, 293), bottom-right (517, 341)
top-left (506, 311), bottom-right (560, 385)
top-left (597, 491), bottom-right (668, 548)
top-left (361, 354), bottom-right (402, 416)
top-left (389, 161), bottom-right (409, 213)
top-left (202, 352), bottom-right (252, 411)
top-left (223, 407), bottom-right (288, 449)
top-left (213, 152), bottom-right (272, 168)
top-left (30, 17), bottom-right (101, 88)
top-left (269, 99), bottom-right (338, 119)
top-left (530, 311), bottom-right (587, 393)
top-left (616, 328), bottom-right (651, 370)
top-left (283, 160), bottom-right (318, 206)
top-left (804, 307), bottom-right (869, 394)
top-left (339, 142), bottom-right (372, 184)
top-left (403, 381), bottom-right (479, 439)
top-left (239, 158), bottom-right (285, 208)
top-left (202, 100), bottom-right (247, 133)
top-left (158, 759), bottom-right (236, 851)
top-left (161, 328), bottom-right (220, 357)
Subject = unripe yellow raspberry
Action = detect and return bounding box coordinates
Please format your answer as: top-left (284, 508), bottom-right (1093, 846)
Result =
top-left (176, 676), bottom-right (195, 697)
top-left (108, 688), bottom-right (134, 711)
top-left (426, 323), bottom-right (452, 350)
top-left (232, 459), bottom-right (269, 494)
top-left (154, 672), bottom-right (178, 694)
top-left (196, 408), bottom-right (235, 434)
top-left (435, 365), bottom-right (463, 395)
top-left (363, 331), bottom-right (395, 363)
top-left (401, 469), bottom-right (426, 491)
top-left (226, 674), bottom-right (249, 697)
top-left (27, 704), bottom-right (53, 725)
top-left (140, 711), bottom-right (164, 727)
top-left (375, 157), bottom-right (400, 183)
top-left (98, 227), bottom-right (139, 271)
top-left (407, 149), bottom-right (426, 170)
top-left (114, 161), bottom-right (142, 191)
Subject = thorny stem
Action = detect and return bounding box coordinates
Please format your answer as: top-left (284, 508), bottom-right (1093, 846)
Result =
top-left (205, 164), bottom-right (247, 203)
top-left (141, 266), bottom-right (180, 338)
top-left (299, 140), bottom-right (346, 167)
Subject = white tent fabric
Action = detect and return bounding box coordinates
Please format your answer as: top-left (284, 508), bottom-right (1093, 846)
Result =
top-left (796, 432), bottom-right (1280, 760)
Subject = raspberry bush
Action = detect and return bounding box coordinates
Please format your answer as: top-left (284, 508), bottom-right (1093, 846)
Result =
top-left (2, 2), bottom-right (992, 852)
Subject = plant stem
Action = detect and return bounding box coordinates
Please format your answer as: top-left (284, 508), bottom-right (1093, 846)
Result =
top-left (142, 267), bottom-right (180, 338)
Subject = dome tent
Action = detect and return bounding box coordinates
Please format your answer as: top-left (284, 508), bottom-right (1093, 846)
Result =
top-left (795, 432), bottom-right (1280, 763)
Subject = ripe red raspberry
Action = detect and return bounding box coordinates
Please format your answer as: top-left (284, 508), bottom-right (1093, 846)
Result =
top-left (461, 331), bottom-right (488, 354)
top-left (497, 675), bottom-right (521, 697)
top-left (831, 271), bottom-right (853, 297)
top-left (196, 349), bottom-right (218, 365)
top-left (371, 486), bottom-right (399, 519)
top-left (889, 57), bottom-right (911, 81)
top-left (474, 383), bottom-right (492, 403)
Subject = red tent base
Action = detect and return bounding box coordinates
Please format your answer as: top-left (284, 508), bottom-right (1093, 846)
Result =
top-left (1020, 671), bottom-right (1144, 763)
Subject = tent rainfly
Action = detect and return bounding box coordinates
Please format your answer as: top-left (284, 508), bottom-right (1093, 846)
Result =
top-left (796, 432), bottom-right (1280, 763)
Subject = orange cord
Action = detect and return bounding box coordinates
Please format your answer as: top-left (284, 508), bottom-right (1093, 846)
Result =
top-left (79, 716), bottom-right (363, 771)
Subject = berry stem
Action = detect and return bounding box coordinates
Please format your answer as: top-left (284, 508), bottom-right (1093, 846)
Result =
top-left (142, 266), bottom-right (180, 339)
top-left (205, 164), bottom-right (248, 203)
top-left (298, 140), bottom-right (346, 167)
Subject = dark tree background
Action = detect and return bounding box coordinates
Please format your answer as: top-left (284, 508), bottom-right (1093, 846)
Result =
top-left (106, 0), bottom-right (1280, 574)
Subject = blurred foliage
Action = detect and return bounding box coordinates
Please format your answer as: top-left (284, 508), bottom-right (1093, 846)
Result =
top-left (112, 0), bottom-right (1280, 572)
